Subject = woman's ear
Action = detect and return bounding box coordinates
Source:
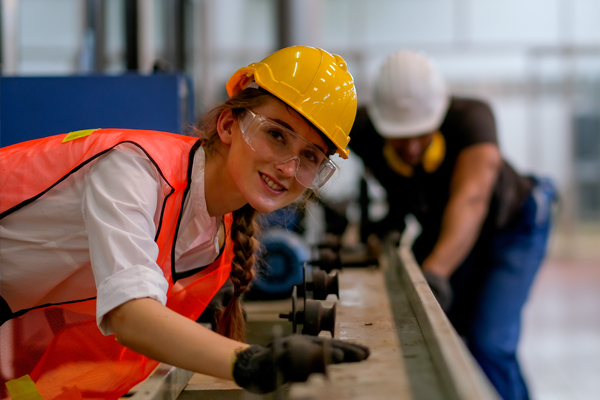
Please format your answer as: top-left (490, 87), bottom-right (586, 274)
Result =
top-left (216, 109), bottom-right (235, 145)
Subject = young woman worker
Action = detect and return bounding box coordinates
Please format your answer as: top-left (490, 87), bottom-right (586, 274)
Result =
top-left (0, 46), bottom-right (369, 399)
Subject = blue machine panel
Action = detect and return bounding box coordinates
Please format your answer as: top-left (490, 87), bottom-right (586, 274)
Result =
top-left (0, 74), bottom-right (194, 147)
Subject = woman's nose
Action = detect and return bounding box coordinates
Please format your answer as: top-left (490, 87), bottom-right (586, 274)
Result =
top-left (275, 157), bottom-right (299, 178)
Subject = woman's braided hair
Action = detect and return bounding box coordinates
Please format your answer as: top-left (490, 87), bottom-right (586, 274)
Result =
top-left (191, 88), bottom-right (269, 341)
top-left (191, 88), bottom-right (336, 341)
top-left (219, 203), bottom-right (257, 340)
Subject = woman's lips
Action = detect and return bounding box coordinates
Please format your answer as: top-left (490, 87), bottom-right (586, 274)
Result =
top-left (260, 172), bottom-right (286, 192)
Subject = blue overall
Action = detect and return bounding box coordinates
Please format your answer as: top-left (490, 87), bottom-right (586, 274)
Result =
top-left (448, 177), bottom-right (557, 400)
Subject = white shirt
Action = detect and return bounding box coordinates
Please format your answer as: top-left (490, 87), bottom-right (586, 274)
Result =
top-left (0, 143), bottom-right (220, 335)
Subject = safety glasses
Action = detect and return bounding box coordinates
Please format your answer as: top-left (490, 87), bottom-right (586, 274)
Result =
top-left (238, 109), bottom-right (336, 189)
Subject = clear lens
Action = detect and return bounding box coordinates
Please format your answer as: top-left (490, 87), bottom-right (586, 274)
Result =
top-left (239, 110), bottom-right (336, 188)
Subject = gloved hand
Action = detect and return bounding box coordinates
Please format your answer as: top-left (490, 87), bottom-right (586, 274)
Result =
top-left (232, 334), bottom-right (370, 393)
top-left (423, 271), bottom-right (453, 312)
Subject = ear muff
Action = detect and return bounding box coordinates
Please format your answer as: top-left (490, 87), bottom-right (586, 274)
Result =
top-left (383, 132), bottom-right (446, 177)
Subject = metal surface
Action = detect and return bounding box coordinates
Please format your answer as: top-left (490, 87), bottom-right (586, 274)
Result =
top-left (129, 364), bottom-right (193, 400)
top-left (287, 266), bottom-right (412, 399)
top-left (384, 243), bottom-right (501, 400)
top-left (128, 242), bottom-right (499, 399)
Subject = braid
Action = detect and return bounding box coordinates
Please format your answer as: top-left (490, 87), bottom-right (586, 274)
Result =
top-left (216, 204), bottom-right (259, 341)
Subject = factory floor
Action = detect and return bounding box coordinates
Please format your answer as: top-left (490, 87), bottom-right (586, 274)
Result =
top-left (519, 228), bottom-right (600, 400)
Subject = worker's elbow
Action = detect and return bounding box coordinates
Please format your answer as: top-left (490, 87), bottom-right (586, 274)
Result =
top-left (453, 187), bottom-right (490, 208)
top-left (107, 302), bottom-right (135, 347)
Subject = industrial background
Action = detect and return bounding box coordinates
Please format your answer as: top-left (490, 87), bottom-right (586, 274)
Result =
top-left (2, 1), bottom-right (599, 399)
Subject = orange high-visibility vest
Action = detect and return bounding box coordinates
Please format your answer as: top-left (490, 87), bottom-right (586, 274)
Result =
top-left (0, 129), bottom-right (234, 400)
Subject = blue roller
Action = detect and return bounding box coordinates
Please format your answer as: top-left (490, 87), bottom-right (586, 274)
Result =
top-left (251, 228), bottom-right (309, 297)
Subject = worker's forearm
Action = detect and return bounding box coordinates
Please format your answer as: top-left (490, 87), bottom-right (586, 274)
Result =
top-left (422, 196), bottom-right (488, 278)
top-left (422, 144), bottom-right (501, 278)
top-left (108, 297), bottom-right (249, 380)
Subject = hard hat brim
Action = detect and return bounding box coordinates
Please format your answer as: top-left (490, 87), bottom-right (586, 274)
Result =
top-left (367, 96), bottom-right (449, 139)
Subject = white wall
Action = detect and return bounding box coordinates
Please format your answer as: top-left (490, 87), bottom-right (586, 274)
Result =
top-left (15, 0), bottom-right (84, 74)
top-left (5, 0), bottom-right (600, 223)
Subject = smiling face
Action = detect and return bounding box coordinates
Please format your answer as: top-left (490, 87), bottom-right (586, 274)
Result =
top-left (223, 97), bottom-right (329, 214)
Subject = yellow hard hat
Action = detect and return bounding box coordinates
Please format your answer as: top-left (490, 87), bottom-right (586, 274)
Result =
top-left (226, 46), bottom-right (356, 159)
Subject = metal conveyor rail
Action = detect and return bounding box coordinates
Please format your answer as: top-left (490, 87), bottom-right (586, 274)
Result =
top-left (125, 241), bottom-right (500, 400)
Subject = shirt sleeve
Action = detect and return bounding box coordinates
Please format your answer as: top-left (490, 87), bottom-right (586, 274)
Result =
top-left (83, 144), bottom-right (169, 335)
top-left (446, 98), bottom-right (498, 150)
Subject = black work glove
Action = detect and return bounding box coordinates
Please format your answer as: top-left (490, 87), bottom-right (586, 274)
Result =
top-left (423, 271), bottom-right (453, 312)
top-left (232, 334), bottom-right (370, 394)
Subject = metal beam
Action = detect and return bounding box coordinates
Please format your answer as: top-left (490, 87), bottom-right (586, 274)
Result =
top-left (125, 0), bottom-right (139, 71)
top-left (138, 0), bottom-right (155, 73)
top-left (164, 0), bottom-right (185, 71)
top-left (87, 0), bottom-right (106, 72)
top-left (276, 0), bottom-right (293, 50)
top-left (388, 242), bottom-right (501, 400)
top-left (1, 0), bottom-right (19, 75)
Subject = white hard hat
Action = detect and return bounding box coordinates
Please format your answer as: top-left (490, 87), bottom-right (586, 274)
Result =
top-left (367, 51), bottom-right (450, 138)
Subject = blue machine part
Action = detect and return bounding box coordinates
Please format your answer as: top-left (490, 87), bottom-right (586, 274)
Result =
top-left (260, 205), bottom-right (304, 233)
top-left (252, 228), bottom-right (309, 296)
